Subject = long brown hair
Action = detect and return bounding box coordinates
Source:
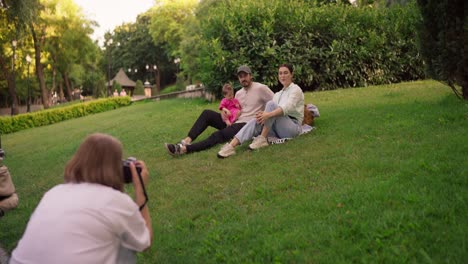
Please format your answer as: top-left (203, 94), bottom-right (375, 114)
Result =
top-left (64, 133), bottom-right (124, 191)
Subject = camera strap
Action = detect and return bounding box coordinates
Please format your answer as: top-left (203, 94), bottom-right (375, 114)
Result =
top-left (137, 171), bottom-right (149, 211)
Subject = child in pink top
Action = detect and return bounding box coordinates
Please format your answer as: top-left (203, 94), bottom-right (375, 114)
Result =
top-left (219, 83), bottom-right (242, 126)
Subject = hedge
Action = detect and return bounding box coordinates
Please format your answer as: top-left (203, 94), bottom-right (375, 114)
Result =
top-left (191, 1), bottom-right (424, 95)
top-left (0, 97), bottom-right (132, 134)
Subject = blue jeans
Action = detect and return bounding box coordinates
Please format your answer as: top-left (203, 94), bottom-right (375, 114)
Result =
top-left (234, 101), bottom-right (302, 144)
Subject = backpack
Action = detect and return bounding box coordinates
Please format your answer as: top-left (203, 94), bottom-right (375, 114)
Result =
top-left (302, 103), bottom-right (320, 126)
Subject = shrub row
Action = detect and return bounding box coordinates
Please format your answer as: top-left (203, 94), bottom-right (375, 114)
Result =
top-left (0, 97), bottom-right (132, 134)
top-left (192, 1), bottom-right (424, 94)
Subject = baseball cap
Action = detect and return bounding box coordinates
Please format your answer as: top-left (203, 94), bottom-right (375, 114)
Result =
top-left (237, 65), bottom-right (252, 75)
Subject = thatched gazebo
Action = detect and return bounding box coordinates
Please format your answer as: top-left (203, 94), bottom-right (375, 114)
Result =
top-left (107, 68), bottom-right (136, 95)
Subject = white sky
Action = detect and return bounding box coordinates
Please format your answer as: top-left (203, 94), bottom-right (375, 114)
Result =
top-left (73, 0), bottom-right (155, 46)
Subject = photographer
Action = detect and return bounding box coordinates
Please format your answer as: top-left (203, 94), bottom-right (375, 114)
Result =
top-left (10, 133), bottom-right (152, 264)
top-left (0, 165), bottom-right (19, 217)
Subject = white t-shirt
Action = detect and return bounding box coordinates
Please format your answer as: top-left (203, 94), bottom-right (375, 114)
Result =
top-left (10, 183), bottom-right (150, 264)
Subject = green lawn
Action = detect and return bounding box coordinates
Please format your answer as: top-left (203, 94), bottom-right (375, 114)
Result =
top-left (1, 80), bottom-right (467, 263)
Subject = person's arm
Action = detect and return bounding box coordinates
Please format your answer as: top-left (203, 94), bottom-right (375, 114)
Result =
top-left (234, 98), bottom-right (242, 111)
top-left (222, 107), bottom-right (231, 117)
top-left (256, 107), bottom-right (283, 124)
top-left (131, 161), bottom-right (153, 248)
top-left (219, 99), bottom-right (226, 111)
top-left (235, 109), bottom-right (241, 120)
top-left (278, 86), bottom-right (304, 117)
top-left (262, 85), bottom-right (274, 103)
top-left (254, 87), bottom-right (278, 124)
top-left (219, 99), bottom-right (230, 120)
top-left (232, 99), bottom-right (242, 121)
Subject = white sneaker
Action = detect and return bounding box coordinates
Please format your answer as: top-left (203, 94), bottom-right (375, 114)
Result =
top-left (248, 135), bottom-right (269, 150)
top-left (217, 143), bottom-right (236, 158)
top-left (180, 139), bottom-right (191, 146)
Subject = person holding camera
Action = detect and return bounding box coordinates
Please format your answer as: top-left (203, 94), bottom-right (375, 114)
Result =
top-left (0, 149), bottom-right (19, 217)
top-left (10, 133), bottom-right (152, 264)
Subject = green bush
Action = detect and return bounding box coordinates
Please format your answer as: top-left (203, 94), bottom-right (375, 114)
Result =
top-left (134, 80), bottom-right (145, 95)
top-left (192, 0), bottom-right (424, 94)
top-left (0, 97), bottom-right (131, 134)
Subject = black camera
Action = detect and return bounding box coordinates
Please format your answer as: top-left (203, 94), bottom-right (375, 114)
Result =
top-left (122, 157), bottom-right (142, 183)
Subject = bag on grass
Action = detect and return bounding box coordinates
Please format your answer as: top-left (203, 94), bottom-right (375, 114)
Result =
top-left (302, 103), bottom-right (319, 126)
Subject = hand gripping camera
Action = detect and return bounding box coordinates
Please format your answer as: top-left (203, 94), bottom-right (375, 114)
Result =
top-left (122, 157), bottom-right (148, 210)
top-left (122, 157), bottom-right (142, 183)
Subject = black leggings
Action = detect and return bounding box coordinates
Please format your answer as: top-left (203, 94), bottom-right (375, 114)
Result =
top-left (186, 110), bottom-right (245, 153)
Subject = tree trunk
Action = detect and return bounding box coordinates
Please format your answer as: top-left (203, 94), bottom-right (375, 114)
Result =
top-left (34, 50), bottom-right (49, 108)
top-left (52, 67), bottom-right (56, 93)
top-left (463, 83), bottom-right (468, 100)
top-left (62, 72), bottom-right (73, 101)
top-left (0, 54), bottom-right (19, 115)
top-left (463, 65), bottom-right (468, 100)
top-left (30, 23), bottom-right (50, 109)
top-left (6, 70), bottom-right (19, 116)
top-left (58, 79), bottom-right (65, 102)
top-left (154, 70), bottom-right (160, 95)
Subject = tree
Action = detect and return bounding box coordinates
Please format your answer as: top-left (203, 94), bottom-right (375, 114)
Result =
top-left (28, 0), bottom-right (100, 105)
top-left (29, 0), bottom-right (55, 109)
top-left (0, 0), bottom-right (39, 115)
top-left (417, 0), bottom-right (467, 100)
top-left (45, 0), bottom-right (97, 101)
top-left (148, 0), bottom-right (198, 57)
top-left (0, 12), bottom-right (20, 115)
top-left (104, 11), bottom-right (176, 94)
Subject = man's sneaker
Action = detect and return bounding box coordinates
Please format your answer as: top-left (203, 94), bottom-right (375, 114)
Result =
top-left (165, 143), bottom-right (184, 156)
top-left (248, 135), bottom-right (269, 150)
top-left (217, 143), bottom-right (236, 158)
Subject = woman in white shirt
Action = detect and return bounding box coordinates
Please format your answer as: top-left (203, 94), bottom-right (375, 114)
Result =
top-left (10, 133), bottom-right (153, 264)
top-left (218, 63), bottom-right (304, 158)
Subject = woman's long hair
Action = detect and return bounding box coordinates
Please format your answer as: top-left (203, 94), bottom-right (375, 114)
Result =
top-left (64, 133), bottom-right (124, 191)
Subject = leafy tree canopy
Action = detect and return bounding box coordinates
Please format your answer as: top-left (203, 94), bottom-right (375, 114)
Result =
top-left (148, 0), bottom-right (198, 57)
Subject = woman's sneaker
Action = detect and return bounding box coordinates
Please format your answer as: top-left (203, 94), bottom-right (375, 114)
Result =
top-left (180, 139), bottom-right (191, 146)
top-left (165, 143), bottom-right (184, 156)
top-left (217, 143), bottom-right (236, 158)
top-left (248, 136), bottom-right (269, 150)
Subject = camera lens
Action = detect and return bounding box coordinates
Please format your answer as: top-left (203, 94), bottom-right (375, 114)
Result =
top-left (122, 157), bottom-right (141, 184)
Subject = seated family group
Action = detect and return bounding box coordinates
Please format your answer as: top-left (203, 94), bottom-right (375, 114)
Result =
top-left (164, 63), bottom-right (305, 158)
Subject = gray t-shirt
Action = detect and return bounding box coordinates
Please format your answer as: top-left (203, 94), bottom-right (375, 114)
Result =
top-left (235, 82), bottom-right (274, 123)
